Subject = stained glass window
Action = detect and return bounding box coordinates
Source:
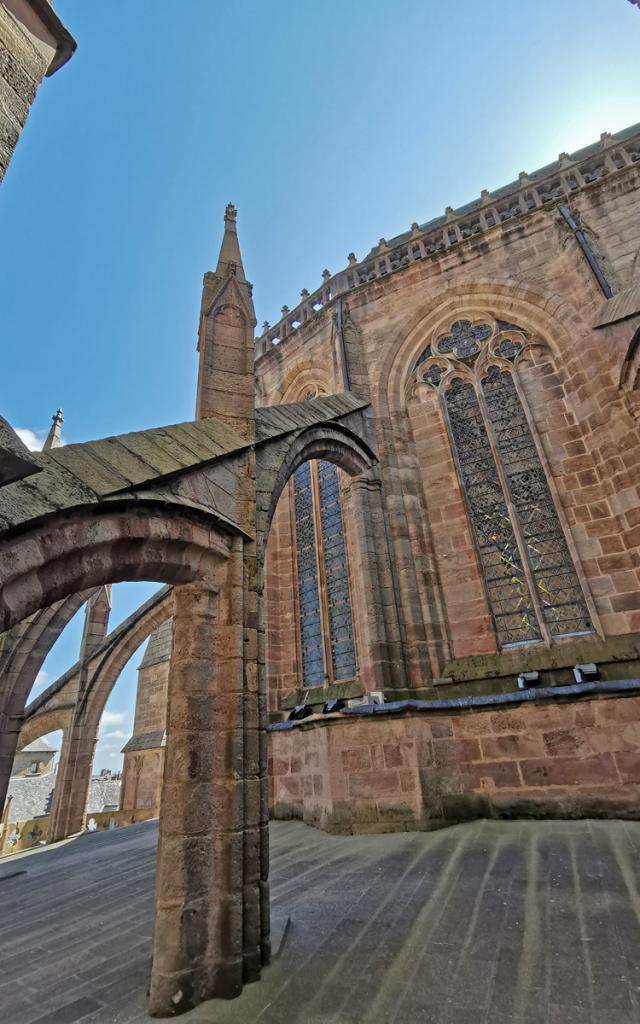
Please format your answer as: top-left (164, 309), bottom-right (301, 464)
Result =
top-left (482, 367), bottom-right (592, 637)
top-left (293, 462), bottom-right (324, 685)
top-left (317, 461), bottom-right (357, 680)
top-left (293, 460), bottom-right (356, 685)
top-left (413, 316), bottom-right (593, 646)
top-left (445, 379), bottom-right (541, 645)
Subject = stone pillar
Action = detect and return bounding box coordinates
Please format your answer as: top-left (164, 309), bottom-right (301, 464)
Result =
top-left (149, 559), bottom-right (250, 1014)
top-left (241, 533), bottom-right (270, 983)
top-left (342, 472), bottom-right (408, 692)
top-left (48, 719), bottom-right (96, 842)
top-left (0, 686), bottom-right (25, 814)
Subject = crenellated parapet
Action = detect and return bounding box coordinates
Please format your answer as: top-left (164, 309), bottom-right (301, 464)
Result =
top-left (256, 123), bottom-right (640, 357)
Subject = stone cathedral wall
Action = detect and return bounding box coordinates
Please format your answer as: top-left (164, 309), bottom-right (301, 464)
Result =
top-left (269, 692), bottom-right (640, 833)
top-left (258, 130), bottom-right (640, 720)
top-left (257, 128), bottom-right (640, 826)
top-left (122, 127), bottom-right (640, 831)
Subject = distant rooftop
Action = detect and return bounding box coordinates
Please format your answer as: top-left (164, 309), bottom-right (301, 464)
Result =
top-left (21, 738), bottom-right (57, 753)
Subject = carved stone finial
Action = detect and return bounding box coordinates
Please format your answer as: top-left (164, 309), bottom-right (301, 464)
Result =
top-left (281, 305), bottom-right (290, 316)
top-left (224, 203), bottom-right (237, 222)
top-left (410, 222), bottom-right (421, 235)
top-left (377, 238), bottom-right (389, 252)
top-left (480, 189), bottom-right (491, 205)
top-left (445, 206), bottom-right (455, 221)
top-left (321, 269), bottom-right (331, 281)
top-left (518, 171), bottom-right (531, 183)
top-left (600, 131), bottom-right (612, 145)
top-left (262, 321), bottom-right (270, 333)
top-left (347, 252), bottom-right (357, 266)
top-left (300, 288), bottom-right (310, 298)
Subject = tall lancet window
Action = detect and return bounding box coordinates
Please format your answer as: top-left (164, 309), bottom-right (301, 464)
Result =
top-left (410, 317), bottom-right (593, 647)
top-left (293, 459), bottom-right (357, 685)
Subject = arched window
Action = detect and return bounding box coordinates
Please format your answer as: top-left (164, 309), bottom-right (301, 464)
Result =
top-left (410, 317), bottom-right (593, 647)
top-left (293, 459), bottom-right (356, 685)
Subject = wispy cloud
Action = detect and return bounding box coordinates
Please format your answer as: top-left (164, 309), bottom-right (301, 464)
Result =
top-left (15, 428), bottom-right (46, 451)
top-left (101, 729), bottom-right (128, 740)
top-left (100, 710), bottom-right (127, 731)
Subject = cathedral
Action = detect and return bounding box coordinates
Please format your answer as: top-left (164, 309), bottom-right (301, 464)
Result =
top-left (3, 1), bottom-right (640, 1018)
top-left (109, 126), bottom-right (640, 834)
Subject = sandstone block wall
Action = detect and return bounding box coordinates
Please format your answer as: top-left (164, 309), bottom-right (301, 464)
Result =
top-left (0, 3), bottom-right (54, 182)
top-left (258, 143), bottom-right (640, 701)
top-left (269, 694), bottom-right (640, 833)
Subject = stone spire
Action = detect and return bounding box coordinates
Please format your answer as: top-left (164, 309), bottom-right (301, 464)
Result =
top-left (195, 205), bottom-right (256, 439)
top-left (79, 585), bottom-right (112, 664)
top-left (216, 203), bottom-right (246, 280)
top-left (204, 202), bottom-right (255, 320)
top-left (43, 408), bottom-right (63, 451)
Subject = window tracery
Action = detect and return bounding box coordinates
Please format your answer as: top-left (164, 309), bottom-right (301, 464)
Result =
top-left (410, 315), bottom-right (593, 647)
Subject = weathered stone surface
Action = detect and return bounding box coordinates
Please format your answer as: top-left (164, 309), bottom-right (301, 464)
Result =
top-left (4, 818), bottom-right (640, 1024)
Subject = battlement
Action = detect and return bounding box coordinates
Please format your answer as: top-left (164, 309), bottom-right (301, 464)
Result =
top-left (256, 123), bottom-right (640, 357)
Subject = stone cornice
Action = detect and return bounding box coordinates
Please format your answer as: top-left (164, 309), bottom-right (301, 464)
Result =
top-left (256, 124), bottom-right (640, 360)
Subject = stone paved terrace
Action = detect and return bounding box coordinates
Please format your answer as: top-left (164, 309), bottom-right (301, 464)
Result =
top-left (1, 819), bottom-right (640, 1023)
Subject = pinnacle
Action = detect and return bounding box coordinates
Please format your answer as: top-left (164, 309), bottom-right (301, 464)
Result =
top-left (215, 202), bottom-right (246, 282)
top-left (43, 408), bottom-right (63, 451)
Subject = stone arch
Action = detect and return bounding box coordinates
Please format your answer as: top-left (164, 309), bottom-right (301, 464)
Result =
top-left (79, 589), bottom-right (172, 735)
top-left (383, 282), bottom-right (581, 413)
top-left (0, 503), bottom-right (230, 634)
top-left (376, 285), bottom-right (591, 666)
top-left (0, 591), bottom-right (91, 699)
top-left (20, 588), bottom-right (172, 752)
top-left (259, 422), bottom-right (376, 552)
top-left (280, 366), bottom-right (334, 403)
top-left (18, 706), bottom-right (71, 751)
top-left (0, 590), bottom-right (92, 813)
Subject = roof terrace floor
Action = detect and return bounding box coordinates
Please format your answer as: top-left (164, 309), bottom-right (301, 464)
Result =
top-left (1, 817), bottom-right (639, 1023)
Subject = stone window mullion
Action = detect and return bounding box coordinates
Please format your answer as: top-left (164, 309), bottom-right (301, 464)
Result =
top-left (475, 376), bottom-right (552, 645)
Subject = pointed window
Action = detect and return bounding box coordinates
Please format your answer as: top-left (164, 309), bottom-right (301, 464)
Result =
top-left (293, 460), bottom-right (356, 684)
top-left (412, 318), bottom-right (593, 647)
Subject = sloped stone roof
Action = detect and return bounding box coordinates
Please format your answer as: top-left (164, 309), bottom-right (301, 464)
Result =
top-left (139, 621), bottom-right (172, 669)
top-left (0, 417), bottom-right (41, 488)
top-left (0, 397), bottom-right (369, 535)
top-left (121, 730), bottom-right (165, 754)
top-left (256, 393), bottom-right (368, 442)
top-left (0, 417), bottom-right (252, 533)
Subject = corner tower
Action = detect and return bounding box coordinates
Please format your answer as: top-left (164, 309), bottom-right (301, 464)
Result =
top-left (195, 204), bottom-right (257, 440)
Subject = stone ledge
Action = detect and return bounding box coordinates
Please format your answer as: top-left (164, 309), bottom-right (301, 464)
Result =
top-left (440, 632), bottom-right (640, 683)
top-left (267, 677), bottom-right (640, 732)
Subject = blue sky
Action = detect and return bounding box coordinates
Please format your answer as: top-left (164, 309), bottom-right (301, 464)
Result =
top-left (2, 0), bottom-right (639, 769)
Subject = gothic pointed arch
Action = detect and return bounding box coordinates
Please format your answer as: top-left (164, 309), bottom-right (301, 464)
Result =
top-left (407, 313), bottom-right (595, 648)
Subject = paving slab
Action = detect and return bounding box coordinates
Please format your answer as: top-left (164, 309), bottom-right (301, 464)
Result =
top-left (1, 818), bottom-right (639, 1023)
